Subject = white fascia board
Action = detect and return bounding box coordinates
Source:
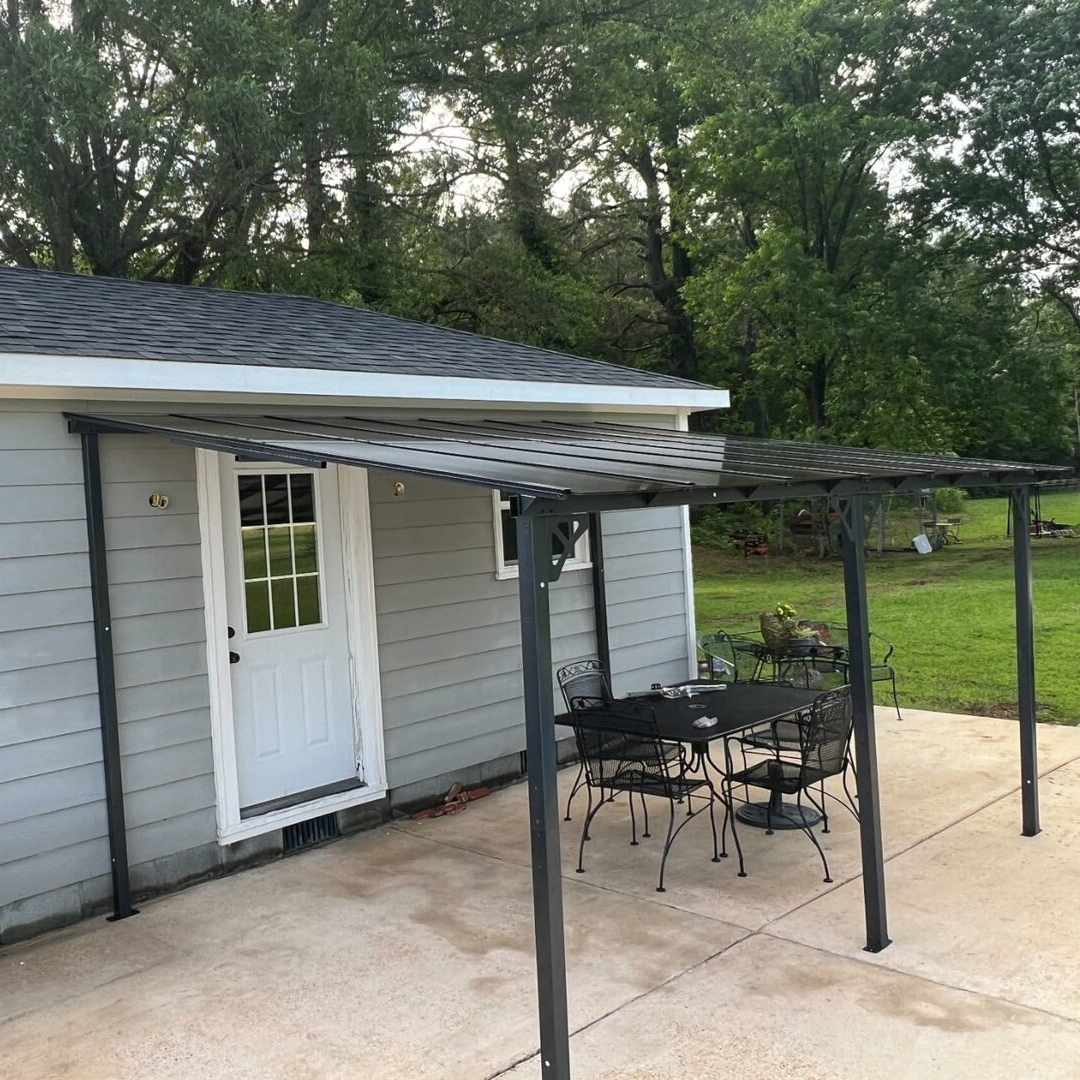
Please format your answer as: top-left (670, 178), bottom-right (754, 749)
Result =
top-left (0, 353), bottom-right (730, 412)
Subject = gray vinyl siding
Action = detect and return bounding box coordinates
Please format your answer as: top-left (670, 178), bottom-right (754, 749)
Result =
top-left (0, 399), bottom-right (692, 929)
top-left (369, 437), bottom-right (691, 789)
top-left (0, 403), bottom-right (215, 914)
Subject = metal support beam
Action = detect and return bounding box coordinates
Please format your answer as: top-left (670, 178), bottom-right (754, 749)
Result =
top-left (1011, 486), bottom-right (1040, 836)
top-left (588, 512), bottom-right (611, 674)
top-left (80, 433), bottom-right (137, 922)
top-left (838, 496), bottom-right (890, 952)
top-left (516, 514), bottom-right (572, 1078)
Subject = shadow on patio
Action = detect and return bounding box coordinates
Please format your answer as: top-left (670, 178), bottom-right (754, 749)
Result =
top-left (3, 708), bottom-right (1080, 1079)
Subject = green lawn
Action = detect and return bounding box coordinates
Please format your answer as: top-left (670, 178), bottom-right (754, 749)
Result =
top-left (693, 492), bottom-right (1080, 722)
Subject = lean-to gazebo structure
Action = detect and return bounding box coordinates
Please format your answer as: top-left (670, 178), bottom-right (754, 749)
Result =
top-left (64, 410), bottom-right (1069, 1079)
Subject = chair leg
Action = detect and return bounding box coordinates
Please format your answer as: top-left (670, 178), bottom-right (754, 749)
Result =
top-left (891, 671), bottom-right (902, 721)
top-left (564, 762), bottom-right (584, 822)
top-left (577, 795), bottom-right (604, 874)
top-left (629, 790), bottom-right (639, 846)
top-left (841, 764), bottom-right (860, 819)
top-left (817, 781), bottom-right (830, 834)
top-left (582, 783), bottom-right (595, 842)
top-left (709, 789), bottom-right (721, 863)
top-left (657, 799), bottom-right (676, 892)
top-left (797, 789), bottom-right (832, 882)
top-left (641, 791), bottom-right (651, 838)
top-left (804, 823), bottom-right (833, 883)
top-left (724, 780), bottom-right (746, 877)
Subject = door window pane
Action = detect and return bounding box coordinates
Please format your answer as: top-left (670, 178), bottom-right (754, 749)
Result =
top-left (267, 526), bottom-right (293, 577)
top-left (238, 476), bottom-right (265, 526)
top-left (238, 472), bottom-right (323, 633)
top-left (296, 575), bottom-right (321, 625)
top-left (242, 527), bottom-right (268, 579)
top-left (245, 580), bottom-right (271, 633)
top-left (293, 523), bottom-right (319, 574)
top-left (270, 577), bottom-right (297, 629)
top-left (290, 474), bottom-right (315, 523)
top-left (264, 474), bottom-right (290, 525)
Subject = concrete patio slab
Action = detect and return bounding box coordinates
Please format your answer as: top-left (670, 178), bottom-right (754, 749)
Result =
top-left (504, 934), bottom-right (1080, 1080)
top-left (0, 826), bottom-right (744, 1080)
top-left (769, 755), bottom-right (1080, 1023)
top-left (396, 708), bottom-right (1080, 931)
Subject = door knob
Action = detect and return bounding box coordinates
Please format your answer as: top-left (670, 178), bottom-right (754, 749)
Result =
top-left (229, 651), bottom-right (241, 665)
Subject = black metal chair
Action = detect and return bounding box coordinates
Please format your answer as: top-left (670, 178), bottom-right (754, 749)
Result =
top-left (866, 632), bottom-right (902, 721)
top-left (557, 660), bottom-right (612, 823)
top-left (569, 699), bottom-right (719, 892)
top-left (773, 655), bottom-right (850, 692)
top-left (722, 685), bottom-right (855, 883)
top-left (699, 630), bottom-right (769, 682)
top-left (556, 659), bottom-right (679, 824)
top-left (778, 624), bottom-right (902, 720)
top-left (738, 672), bottom-right (858, 822)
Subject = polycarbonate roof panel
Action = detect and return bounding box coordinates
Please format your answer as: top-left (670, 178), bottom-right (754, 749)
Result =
top-left (64, 411), bottom-right (1072, 503)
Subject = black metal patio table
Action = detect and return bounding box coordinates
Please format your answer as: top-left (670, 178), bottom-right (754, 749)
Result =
top-left (557, 682), bottom-right (824, 828)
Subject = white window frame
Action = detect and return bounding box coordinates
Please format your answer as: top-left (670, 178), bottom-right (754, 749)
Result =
top-left (492, 489), bottom-right (591, 580)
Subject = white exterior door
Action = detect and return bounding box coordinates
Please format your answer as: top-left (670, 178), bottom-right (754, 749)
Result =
top-left (220, 461), bottom-right (359, 810)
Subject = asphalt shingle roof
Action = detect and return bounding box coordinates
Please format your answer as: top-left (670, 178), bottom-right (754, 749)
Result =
top-left (0, 267), bottom-right (712, 391)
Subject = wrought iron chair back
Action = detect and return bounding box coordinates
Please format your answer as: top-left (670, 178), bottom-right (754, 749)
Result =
top-left (699, 630), bottom-right (766, 681)
top-left (570, 699), bottom-right (674, 792)
top-left (556, 659), bottom-right (612, 713)
top-left (798, 685), bottom-right (855, 785)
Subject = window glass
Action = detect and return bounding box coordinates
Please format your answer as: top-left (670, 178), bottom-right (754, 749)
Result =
top-left (242, 527), bottom-right (268, 580)
top-left (264, 474), bottom-right (290, 525)
top-left (293, 523), bottom-right (319, 574)
top-left (496, 492), bottom-right (588, 572)
top-left (290, 474), bottom-right (315, 523)
top-left (238, 476), bottom-right (265, 526)
top-left (296, 575), bottom-right (321, 625)
top-left (270, 577), bottom-right (297, 629)
top-left (500, 507), bottom-right (518, 564)
top-left (238, 473), bottom-right (322, 632)
top-left (245, 580), bottom-right (271, 634)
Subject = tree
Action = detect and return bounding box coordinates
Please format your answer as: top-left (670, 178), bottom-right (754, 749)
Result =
top-left (679, 0), bottom-right (954, 443)
top-left (916, 0), bottom-right (1080, 334)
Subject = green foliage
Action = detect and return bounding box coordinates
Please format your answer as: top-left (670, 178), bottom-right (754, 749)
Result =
top-left (694, 491), bottom-right (1080, 719)
top-left (689, 503), bottom-right (771, 549)
top-left (934, 488), bottom-right (967, 514)
top-left (0, 0), bottom-right (1077, 467)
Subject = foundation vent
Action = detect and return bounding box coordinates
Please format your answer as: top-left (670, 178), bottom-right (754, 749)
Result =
top-left (282, 813), bottom-right (340, 853)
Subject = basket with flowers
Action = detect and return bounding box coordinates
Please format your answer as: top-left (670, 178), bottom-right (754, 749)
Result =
top-left (759, 602), bottom-right (819, 650)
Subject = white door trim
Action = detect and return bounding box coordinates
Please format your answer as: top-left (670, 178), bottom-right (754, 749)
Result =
top-left (196, 450), bottom-right (387, 844)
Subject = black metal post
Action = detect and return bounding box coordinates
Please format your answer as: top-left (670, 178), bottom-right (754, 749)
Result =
top-left (80, 433), bottom-right (137, 922)
top-left (1011, 486), bottom-right (1040, 837)
top-left (838, 496), bottom-right (890, 952)
top-left (516, 514), bottom-right (572, 1078)
top-left (588, 512), bottom-right (611, 674)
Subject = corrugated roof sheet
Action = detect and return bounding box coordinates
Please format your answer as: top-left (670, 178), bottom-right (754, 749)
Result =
top-left (0, 267), bottom-right (710, 390)
top-left (64, 411), bottom-right (1072, 506)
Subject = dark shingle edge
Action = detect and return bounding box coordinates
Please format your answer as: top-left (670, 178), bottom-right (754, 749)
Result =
top-left (0, 267), bottom-right (720, 393)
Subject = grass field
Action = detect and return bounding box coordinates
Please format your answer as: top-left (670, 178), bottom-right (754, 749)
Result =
top-left (693, 492), bottom-right (1080, 722)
